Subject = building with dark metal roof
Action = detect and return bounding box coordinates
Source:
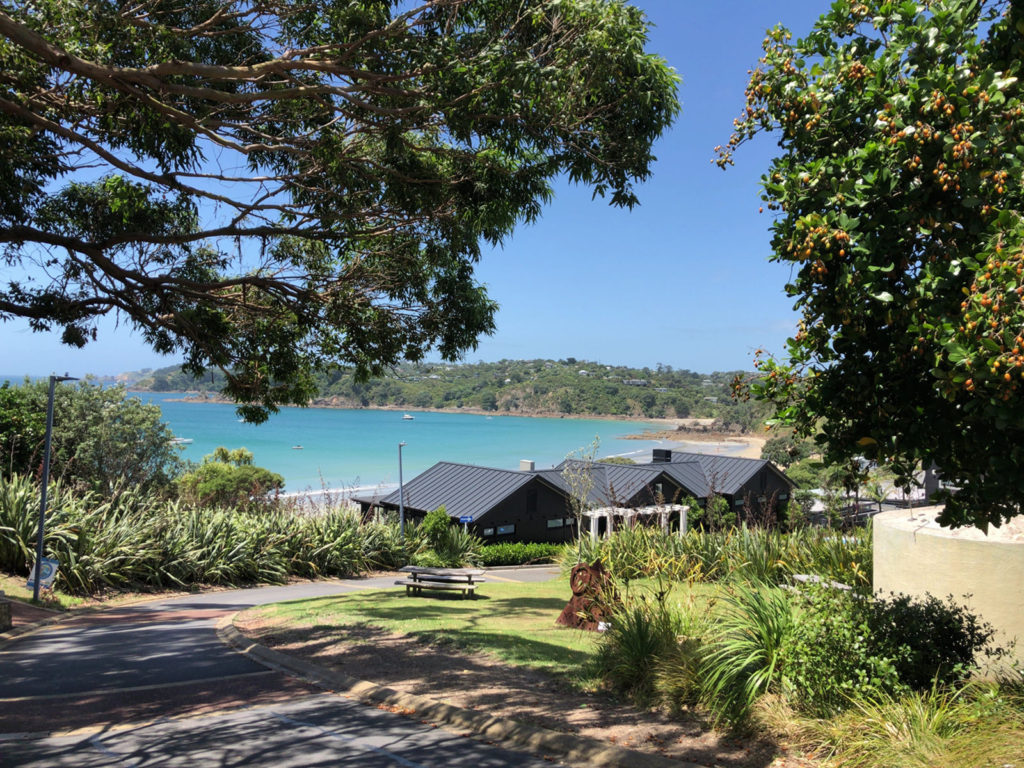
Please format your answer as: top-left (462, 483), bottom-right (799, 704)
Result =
top-left (353, 449), bottom-right (793, 544)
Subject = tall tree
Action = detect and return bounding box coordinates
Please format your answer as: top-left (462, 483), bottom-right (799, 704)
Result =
top-left (0, 0), bottom-right (678, 421)
top-left (720, 0), bottom-right (1024, 529)
top-left (0, 380), bottom-right (182, 495)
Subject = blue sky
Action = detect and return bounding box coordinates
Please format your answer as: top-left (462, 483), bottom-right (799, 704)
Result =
top-left (1, 0), bottom-right (830, 378)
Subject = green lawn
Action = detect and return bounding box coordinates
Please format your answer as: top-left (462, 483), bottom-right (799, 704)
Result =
top-left (245, 576), bottom-right (716, 687)
top-left (0, 572), bottom-right (88, 610)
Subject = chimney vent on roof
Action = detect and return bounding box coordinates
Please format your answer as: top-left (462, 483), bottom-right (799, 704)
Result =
top-left (652, 448), bottom-right (672, 463)
top-left (520, 459), bottom-right (535, 472)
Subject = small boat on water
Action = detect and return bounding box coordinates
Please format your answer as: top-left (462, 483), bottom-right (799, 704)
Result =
top-left (292, 445), bottom-right (303, 450)
top-left (402, 414), bottom-right (415, 420)
top-left (170, 437), bottom-right (193, 445)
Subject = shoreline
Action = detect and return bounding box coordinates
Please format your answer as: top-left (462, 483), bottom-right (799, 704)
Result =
top-left (140, 390), bottom-right (768, 464)
top-left (145, 390), bottom-right (681, 426)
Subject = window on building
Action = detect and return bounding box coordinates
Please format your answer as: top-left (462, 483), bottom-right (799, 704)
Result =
top-left (547, 518), bottom-right (563, 529)
top-left (482, 528), bottom-right (495, 537)
top-left (497, 524), bottom-right (515, 535)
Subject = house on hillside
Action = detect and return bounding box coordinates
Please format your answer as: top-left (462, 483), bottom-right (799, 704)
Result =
top-left (353, 449), bottom-right (793, 544)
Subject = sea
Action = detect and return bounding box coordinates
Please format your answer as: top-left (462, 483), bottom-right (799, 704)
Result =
top-left (134, 393), bottom-right (671, 496)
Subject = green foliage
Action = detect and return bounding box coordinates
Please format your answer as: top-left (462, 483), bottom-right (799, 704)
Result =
top-left (0, 473), bottom-right (405, 592)
top-left (597, 456), bottom-right (636, 465)
top-left (136, 358), bottom-right (769, 425)
top-left (784, 458), bottom-right (828, 490)
top-left (177, 446), bottom-right (283, 509)
top-left (477, 542), bottom-right (563, 566)
top-left (409, 508), bottom-right (482, 568)
top-left (784, 586), bottom-right (1005, 718)
top-left (1, 2), bottom-right (678, 421)
top-left (785, 585), bottom-right (907, 718)
top-left (596, 586), bottom-right (684, 704)
top-left (760, 432), bottom-right (814, 469)
top-left (868, 592), bottom-right (1008, 692)
top-left (428, 525), bottom-right (482, 568)
top-left (0, 379), bottom-right (182, 496)
top-left (419, 507), bottom-right (452, 551)
top-left (724, 0), bottom-right (1024, 529)
top-left (801, 682), bottom-right (1024, 768)
top-left (570, 525), bottom-right (872, 589)
top-left (698, 583), bottom-right (795, 725)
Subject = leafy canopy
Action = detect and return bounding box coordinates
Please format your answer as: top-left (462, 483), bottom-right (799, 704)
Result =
top-left (0, 0), bottom-right (678, 422)
top-left (0, 379), bottom-right (183, 495)
top-left (722, 0), bottom-right (1024, 529)
top-left (178, 445), bottom-right (284, 508)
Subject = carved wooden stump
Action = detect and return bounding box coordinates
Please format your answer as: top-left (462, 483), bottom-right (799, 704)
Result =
top-left (556, 560), bottom-right (614, 631)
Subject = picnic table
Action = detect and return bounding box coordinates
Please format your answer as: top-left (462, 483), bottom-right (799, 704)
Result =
top-left (395, 565), bottom-right (486, 598)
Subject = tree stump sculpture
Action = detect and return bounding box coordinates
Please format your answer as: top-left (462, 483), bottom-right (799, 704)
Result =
top-left (556, 561), bottom-right (615, 631)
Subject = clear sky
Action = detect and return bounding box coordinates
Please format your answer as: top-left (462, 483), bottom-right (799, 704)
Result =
top-left (0, 0), bottom-right (830, 379)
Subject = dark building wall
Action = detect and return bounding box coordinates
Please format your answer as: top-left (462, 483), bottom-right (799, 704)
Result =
top-left (472, 480), bottom-right (575, 543)
top-left (730, 467), bottom-right (794, 521)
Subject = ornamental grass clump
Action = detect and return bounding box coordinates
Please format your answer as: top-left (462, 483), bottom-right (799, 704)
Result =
top-left (567, 524), bottom-right (871, 589)
top-left (793, 681), bottom-right (1024, 768)
top-left (698, 583), bottom-right (795, 725)
top-left (595, 583), bottom-right (687, 705)
top-left (0, 473), bottom-right (403, 593)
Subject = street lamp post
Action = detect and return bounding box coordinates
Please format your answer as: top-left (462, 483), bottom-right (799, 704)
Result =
top-left (398, 441), bottom-right (407, 541)
top-left (33, 373), bottom-right (77, 602)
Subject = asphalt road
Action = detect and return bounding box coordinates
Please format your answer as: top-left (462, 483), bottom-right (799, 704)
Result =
top-left (0, 566), bottom-right (564, 767)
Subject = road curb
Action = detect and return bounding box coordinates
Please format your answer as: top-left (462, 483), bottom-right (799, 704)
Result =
top-left (217, 616), bottom-right (707, 768)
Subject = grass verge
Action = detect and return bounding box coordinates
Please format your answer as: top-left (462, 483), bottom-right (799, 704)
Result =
top-left (245, 577), bottom-right (598, 683)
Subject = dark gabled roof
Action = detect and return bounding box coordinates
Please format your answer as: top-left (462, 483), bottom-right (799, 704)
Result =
top-left (665, 452), bottom-right (793, 495)
top-left (352, 451), bottom-right (794, 524)
top-left (658, 460), bottom-right (710, 498)
top-left (544, 460), bottom-right (708, 506)
top-left (365, 461), bottom-right (535, 522)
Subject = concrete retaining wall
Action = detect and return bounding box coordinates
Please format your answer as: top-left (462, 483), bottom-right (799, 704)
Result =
top-left (873, 507), bottom-right (1024, 666)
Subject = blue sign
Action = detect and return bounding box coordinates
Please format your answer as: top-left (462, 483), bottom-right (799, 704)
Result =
top-left (458, 515), bottom-right (473, 523)
top-left (27, 557), bottom-right (59, 590)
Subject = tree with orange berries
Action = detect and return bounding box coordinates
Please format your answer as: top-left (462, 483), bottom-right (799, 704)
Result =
top-left (721, 0), bottom-right (1024, 529)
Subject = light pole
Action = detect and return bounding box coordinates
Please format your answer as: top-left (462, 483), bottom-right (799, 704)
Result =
top-left (33, 373), bottom-right (77, 602)
top-left (398, 441), bottom-right (407, 541)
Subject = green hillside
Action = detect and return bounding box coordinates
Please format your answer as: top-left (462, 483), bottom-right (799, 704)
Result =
top-left (130, 359), bottom-right (767, 431)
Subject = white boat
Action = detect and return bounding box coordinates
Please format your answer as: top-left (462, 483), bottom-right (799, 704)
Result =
top-left (402, 414), bottom-right (415, 420)
top-left (292, 445), bottom-right (303, 450)
top-left (170, 437), bottom-right (193, 445)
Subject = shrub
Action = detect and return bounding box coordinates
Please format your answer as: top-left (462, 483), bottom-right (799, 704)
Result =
top-left (654, 592), bottom-right (716, 712)
top-left (0, 473), bottom-right (387, 593)
top-left (784, 584), bottom-right (906, 717)
top-left (419, 506), bottom-right (451, 549)
top-left (178, 447), bottom-right (283, 509)
top-left (868, 592), bottom-right (1008, 691)
top-left (430, 528), bottom-right (481, 569)
top-left (477, 542), bottom-right (563, 566)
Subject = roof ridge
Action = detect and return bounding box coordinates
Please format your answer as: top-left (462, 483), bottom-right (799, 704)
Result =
top-left (433, 460), bottom-right (535, 476)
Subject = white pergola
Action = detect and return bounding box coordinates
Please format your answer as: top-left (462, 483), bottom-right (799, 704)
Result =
top-left (582, 504), bottom-right (690, 541)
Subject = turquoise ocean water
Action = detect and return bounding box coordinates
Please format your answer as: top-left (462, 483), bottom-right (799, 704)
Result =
top-left (137, 393), bottom-right (665, 493)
